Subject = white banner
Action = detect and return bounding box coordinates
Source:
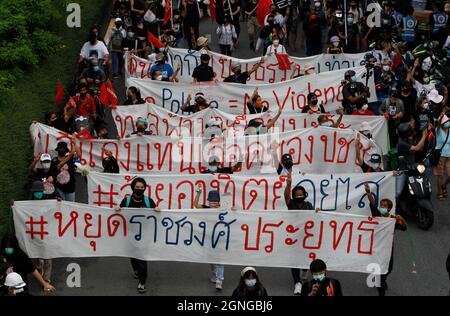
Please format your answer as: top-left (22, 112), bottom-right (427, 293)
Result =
top-left (31, 123), bottom-right (367, 174)
top-left (13, 200), bottom-right (395, 273)
top-left (126, 66), bottom-right (377, 114)
top-left (86, 172), bottom-right (396, 215)
top-left (112, 105), bottom-right (390, 154)
top-left (125, 49), bottom-right (369, 83)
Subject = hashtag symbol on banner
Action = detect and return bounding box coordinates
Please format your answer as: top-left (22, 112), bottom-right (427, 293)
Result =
top-left (94, 184), bottom-right (119, 208)
top-left (25, 216), bottom-right (49, 240)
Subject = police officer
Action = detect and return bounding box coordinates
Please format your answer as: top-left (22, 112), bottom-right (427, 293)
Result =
top-left (432, 3), bottom-right (449, 46)
top-left (342, 70), bottom-right (369, 114)
top-left (399, 5), bottom-right (418, 50)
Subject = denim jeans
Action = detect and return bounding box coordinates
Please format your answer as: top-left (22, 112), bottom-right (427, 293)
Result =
top-left (56, 189), bottom-right (75, 202)
top-left (111, 51), bottom-right (124, 76)
top-left (211, 264), bottom-right (224, 282)
top-left (395, 173), bottom-right (406, 198)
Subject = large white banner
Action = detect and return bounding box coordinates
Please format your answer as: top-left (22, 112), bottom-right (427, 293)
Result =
top-left (86, 172), bottom-right (396, 215)
top-left (125, 49), bottom-right (369, 83)
top-left (31, 123), bottom-right (367, 174)
top-left (112, 105), bottom-right (390, 154)
top-left (13, 200), bottom-right (395, 273)
top-left (127, 66), bottom-right (377, 114)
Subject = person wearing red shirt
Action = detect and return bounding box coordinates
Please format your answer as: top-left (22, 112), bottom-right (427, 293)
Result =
top-left (65, 83), bottom-right (97, 118)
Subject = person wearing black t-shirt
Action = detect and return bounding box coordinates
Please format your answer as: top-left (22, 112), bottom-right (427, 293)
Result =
top-left (224, 58), bottom-right (264, 84)
top-left (365, 183), bottom-right (407, 296)
top-left (1, 234), bottom-right (55, 293)
top-left (284, 169), bottom-right (317, 295)
top-left (118, 177), bottom-right (158, 294)
top-left (52, 141), bottom-right (80, 202)
top-left (201, 156), bottom-right (242, 174)
top-left (247, 88), bottom-right (268, 114)
top-left (192, 54), bottom-right (214, 82)
top-left (302, 93), bottom-right (326, 114)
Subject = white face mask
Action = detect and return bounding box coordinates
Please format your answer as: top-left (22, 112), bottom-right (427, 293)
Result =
top-left (332, 42), bottom-right (339, 47)
top-left (422, 102), bottom-right (429, 109)
top-left (245, 279), bottom-right (257, 287)
top-left (382, 65), bottom-right (390, 72)
top-left (361, 104), bottom-right (369, 111)
top-left (209, 165), bottom-right (218, 172)
top-left (156, 74), bottom-right (163, 81)
top-left (41, 162), bottom-right (51, 169)
top-left (272, 40), bottom-right (279, 46)
top-left (321, 121), bottom-right (333, 127)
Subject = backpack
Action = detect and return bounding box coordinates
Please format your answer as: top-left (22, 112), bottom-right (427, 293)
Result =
top-left (125, 195), bottom-right (151, 208)
top-left (111, 28), bottom-right (124, 50)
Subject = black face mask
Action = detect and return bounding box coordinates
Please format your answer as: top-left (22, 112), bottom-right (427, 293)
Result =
top-left (284, 160), bottom-right (293, 169)
top-left (100, 133), bottom-right (108, 139)
top-left (268, 20), bottom-right (274, 25)
top-left (58, 149), bottom-right (68, 157)
top-left (137, 126), bottom-right (146, 132)
top-left (311, 100), bottom-right (318, 106)
top-left (80, 92), bottom-right (87, 97)
top-left (294, 197), bottom-right (306, 204)
top-left (133, 188), bottom-right (145, 198)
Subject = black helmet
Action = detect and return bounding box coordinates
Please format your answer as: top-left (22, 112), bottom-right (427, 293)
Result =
top-left (345, 70), bottom-right (356, 80)
top-left (397, 123), bottom-right (414, 139)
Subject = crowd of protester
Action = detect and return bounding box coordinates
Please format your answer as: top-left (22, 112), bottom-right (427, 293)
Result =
top-left (1, 0), bottom-right (450, 297)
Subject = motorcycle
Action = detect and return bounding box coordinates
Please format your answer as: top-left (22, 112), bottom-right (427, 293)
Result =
top-left (396, 156), bottom-right (434, 230)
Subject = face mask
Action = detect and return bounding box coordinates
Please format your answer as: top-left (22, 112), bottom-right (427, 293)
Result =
top-left (382, 65), bottom-right (390, 72)
top-left (284, 160), bottom-right (293, 169)
top-left (332, 42), bottom-right (339, 47)
top-left (4, 248), bottom-right (14, 256)
top-left (137, 126), bottom-right (146, 132)
top-left (58, 149), bottom-right (68, 157)
top-left (313, 273), bottom-right (325, 282)
top-left (311, 100), bottom-right (318, 106)
top-left (268, 20), bottom-right (274, 25)
top-left (245, 279), bottom-right (257, 287)
top-left (128, 32), bottom-right (135, 38)
top-left (80, 92), bottom-right (87, 98)
top-left (378, 207), bottom-right (389, 215)
top-left (351, 75), bottom-right (357, 82)
top-left (443, 122), bottom-right (450, 129)
top-left (133, 188), bottom-right (145, 198)
top-left (272, 40), bottom-right (279, 46)
top-left (41, 162), bottom-right (51, 169)
top-left (209, 166), bottom-right (218, 172)
top-left (361, 104), bottom-right (369, 111)
top-left (294, 196), bottom-right (306, 204)
top-left (422, 103), bottom-right (429, 109)
top-left (361, 131), bottom-right (372, 139)
top-left (255, 100), bottom-right (263, 108)
top-left (423, 77), bottom-right (430, 84)
top-left (271, 9), bottom-right (277, 14)
top-left (347, 18), bottom-right (354, 24)
top-left (156, 75), bottom-right (163, 81)
top-left (33, 192), bottom-right (44, 200)
top-left (93, 66), bottom-right (100, 72)
top-left (383, 19), bottom-right (390, 25)
top-left (321, 121), bottom-right (333, 127)
top-left (115, 23), bottom-right (122, 28)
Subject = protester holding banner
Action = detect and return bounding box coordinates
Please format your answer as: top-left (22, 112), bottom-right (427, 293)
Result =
top-left (118, 177), bottom-right (158, 294)
top-left (182, 92), bottom-right (211, 113)
top-left (231, 267), bottom-right (268, 298)
top-left (302, 92), bottom-right (326, 114)
top-left (130, 118), bottom-right (153, 136)
top-left (224, 58), bottom-right (263, 84)
top-left (365, 182), bottom-right (406, 296)
top-left (300, 259), bottom-right (343, 296)
top-left (194, 188), bottom-right (226, 290)
top-left (192, 54), bottom-right (215, 82)
top-left (247, 88), bottom-right (268, 114)
top-left (285, 169), bottom-right (315, 295)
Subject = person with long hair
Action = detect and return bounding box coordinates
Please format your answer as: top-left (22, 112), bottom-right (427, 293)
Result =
top-left (231, 267), bottom-right (268, 298)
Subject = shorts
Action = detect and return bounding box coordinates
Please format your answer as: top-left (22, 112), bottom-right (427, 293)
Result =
top-left (433, 156), bottom-right (450, 176)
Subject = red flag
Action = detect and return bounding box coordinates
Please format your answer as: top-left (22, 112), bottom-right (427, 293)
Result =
top-left (210, 0), bottom-right (216, 22)
top-left (163, 0), bottom-right (172, 25)
top-left (148, 31), bottom-right (164, 49)
top-left (76, 128), bottom-right (94, 140)
top-left (256, 0), bottom-right (273, 26)
top-left (99, 82), bottom-right (109, 106)
top-left (106, 80), bottom-right (118, 108)
top-left (275, 53), bottom-right (291, 70)
top-left (54, 80), bottom-right (65, 106)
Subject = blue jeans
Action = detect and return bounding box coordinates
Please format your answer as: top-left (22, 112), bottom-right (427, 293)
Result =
top-left (395, 174), bottom-right (406, 198)
top-left (56, 188), bottom-right (75, 202)
top-left (111, 51), bottom-right (124, 76)
top-left (211, 264), bottom-right (224, 282)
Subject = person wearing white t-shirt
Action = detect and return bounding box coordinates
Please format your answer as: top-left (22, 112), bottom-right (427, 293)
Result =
top-left (79, 30), bottom-right (109, 65)
top-left (265, 35), bottom-right (286, 55)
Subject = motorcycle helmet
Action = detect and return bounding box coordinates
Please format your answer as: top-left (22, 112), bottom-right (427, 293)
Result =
top-left (412, 44), bottom-right (429, 59)
top-left (397, 123), bottom-right (414, 139)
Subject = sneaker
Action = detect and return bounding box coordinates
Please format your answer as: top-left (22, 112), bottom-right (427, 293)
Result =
top-left (294, 282), bottom-right (302, 295)
top-left (210, 272), bottom-right (216, 284)
top-left (215, 280), bottom-right (223, 291)
top-left (137, 283), bottom-right (147, 294)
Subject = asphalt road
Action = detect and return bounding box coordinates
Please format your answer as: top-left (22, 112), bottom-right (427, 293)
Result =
top-left (29, 17), bottom-right (450, 296)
